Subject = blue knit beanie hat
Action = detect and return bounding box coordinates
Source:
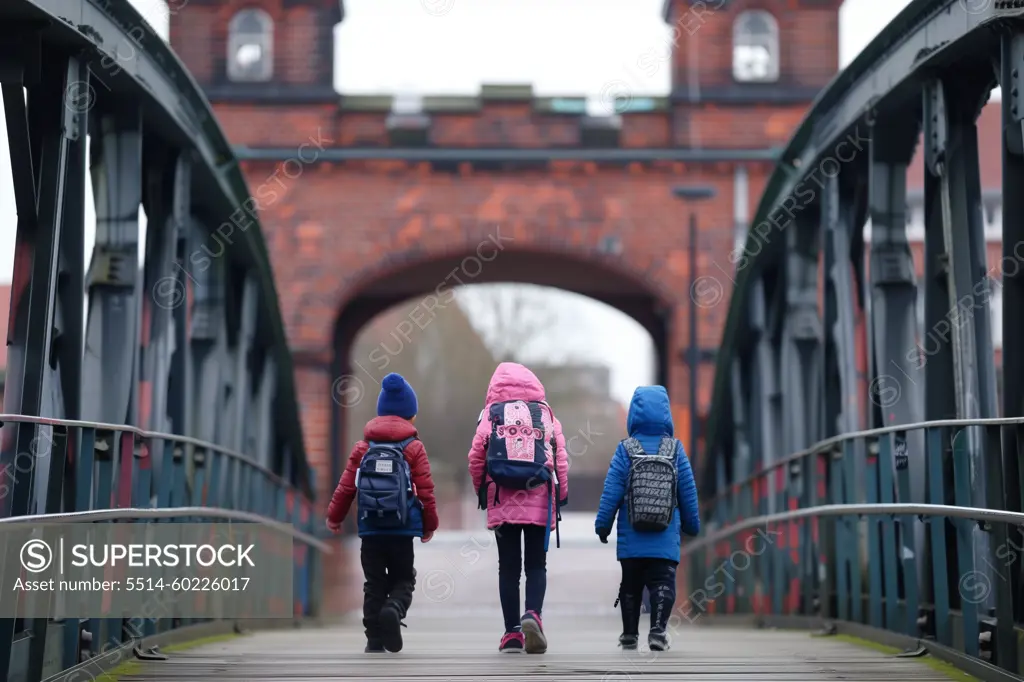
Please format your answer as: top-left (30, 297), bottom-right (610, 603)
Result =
top-left (377, 373), bottom-right (418, 419)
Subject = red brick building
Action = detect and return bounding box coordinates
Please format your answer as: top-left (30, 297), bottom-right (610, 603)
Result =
top-left (170, 0), bottom-right (843, 610)
top-left (170, 0), bottom-right (843, 492)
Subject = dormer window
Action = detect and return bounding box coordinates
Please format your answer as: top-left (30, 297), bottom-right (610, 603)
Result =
top-left (227, 9), bottom-right (273, 82)
top-left (732, 11), bottom-right (780, 83)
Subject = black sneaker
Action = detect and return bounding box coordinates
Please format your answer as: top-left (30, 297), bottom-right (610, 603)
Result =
top-left (379, 604), bottom-right (404, 653)
top-left (648, 631), bottom-right (669, 652)
top-left (618, 634), bottom-right (638, 650)
top-left (364, 641), bottom-right (386, 653)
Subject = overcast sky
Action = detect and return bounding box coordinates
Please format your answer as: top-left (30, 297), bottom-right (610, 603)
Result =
top-left (0, 0), bottom-right (914, 406)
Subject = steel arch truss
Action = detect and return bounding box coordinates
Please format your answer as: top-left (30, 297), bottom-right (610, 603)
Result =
top-left (0, 2), bottom-right (313, 679)
top-left (705, 0), bottom-right (1024, 674)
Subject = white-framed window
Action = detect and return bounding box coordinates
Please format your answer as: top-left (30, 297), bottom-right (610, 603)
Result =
top-left (915, 279), bottom-right (1003, 350)
top-left (227, 9), bottom-right (273, 82)
top-left (732, 11), bottom-right (780, 83)
top-left (990, 284), bottom-right (1003, 350)
top-left (905, 202), bottom-right (925, 241)
top-left (899, 196), bottom-right (1000, 242)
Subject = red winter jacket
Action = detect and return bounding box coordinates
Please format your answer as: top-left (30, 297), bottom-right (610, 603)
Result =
top-left (326, 416), bottom-right (439, 534)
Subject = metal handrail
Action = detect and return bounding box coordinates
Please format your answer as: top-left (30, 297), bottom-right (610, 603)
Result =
top-left (702, 416), bottom-right (1024, 510)
top-left (0, 414), bottom-right (291, 492)
top-left (681, 502), bottom-right (1024, 556)
top-left (0, 507), bottom-right (332, 553)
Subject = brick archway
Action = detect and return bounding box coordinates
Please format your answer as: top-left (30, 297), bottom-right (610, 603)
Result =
top-left (254, 167), bottom-right (741, 515)
top-left (325, 241), bottom-right (676, 491)
top-left (328, 237), bottom-right (679, 348)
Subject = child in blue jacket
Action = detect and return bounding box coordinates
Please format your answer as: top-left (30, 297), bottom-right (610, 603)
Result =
top-left (595, 385), bottom-right (700, 652)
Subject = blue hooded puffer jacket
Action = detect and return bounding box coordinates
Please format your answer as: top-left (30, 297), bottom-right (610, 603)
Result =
top-left (595, 385), bottom-right (700, 562)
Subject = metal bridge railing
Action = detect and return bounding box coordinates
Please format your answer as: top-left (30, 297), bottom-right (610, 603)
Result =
top-left (684, 417), bottom-right (1024, 679)
top-left (0, 415), bottom-right (328, 682)
top-left (695, 0), bottom-right (1024, 678)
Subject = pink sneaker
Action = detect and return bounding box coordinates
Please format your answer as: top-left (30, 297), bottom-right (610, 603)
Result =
top-left (520, 611), bottom-right (547, 654)
top-left (499, 631), bottom-right (524, 653)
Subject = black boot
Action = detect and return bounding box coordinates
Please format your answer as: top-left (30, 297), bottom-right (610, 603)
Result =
top-left (619, 591), bottom-right (641, 650)
top-left (648, 630), bottom-right (669, 652)
top-left (379, 601), bottom-right (406, 653)
top-left (363, 614), bottom-right (384, 652)
top-left (618, 633), bottom-right (639, 650)
top-left (381, 569), bottom-right (415, 653)
top-left (648, 572), bottom-right (676, 652)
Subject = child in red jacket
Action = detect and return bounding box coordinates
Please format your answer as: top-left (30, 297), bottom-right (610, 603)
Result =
top-left (326, 373), bottom-right (438, 653)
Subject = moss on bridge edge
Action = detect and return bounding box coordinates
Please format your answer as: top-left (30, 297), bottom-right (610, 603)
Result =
top-left (92, 633), bottom-right (241, 681)
top-left (830, 633), bottom-right (979, 682)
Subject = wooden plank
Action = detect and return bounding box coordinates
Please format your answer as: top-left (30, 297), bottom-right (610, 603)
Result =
top-left (120, 531), bottom-right (961, 680)
top-left (121, 615), bottom-right (960, 680)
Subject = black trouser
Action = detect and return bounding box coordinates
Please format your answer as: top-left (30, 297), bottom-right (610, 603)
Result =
top-left (618, 558), bottom-right (677, 636)
top-left (360, 536), bottom-right (416, 643)
top-left (495, 523), bottom-right (547, 633)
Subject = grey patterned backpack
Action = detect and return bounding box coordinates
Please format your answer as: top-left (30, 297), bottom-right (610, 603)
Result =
top-left (623, 437), bottom-right (678, 532)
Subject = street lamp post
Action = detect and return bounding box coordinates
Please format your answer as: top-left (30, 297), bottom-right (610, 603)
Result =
top-left (672, 185), bottom-right (717, 464)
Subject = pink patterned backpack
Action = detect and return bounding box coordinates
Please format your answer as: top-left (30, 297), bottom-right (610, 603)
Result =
top-left (483, 399), bottom-right (555, 491)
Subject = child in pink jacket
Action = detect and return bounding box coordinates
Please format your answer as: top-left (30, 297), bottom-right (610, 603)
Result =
top-left (468, 362), bottom-right (569, 654)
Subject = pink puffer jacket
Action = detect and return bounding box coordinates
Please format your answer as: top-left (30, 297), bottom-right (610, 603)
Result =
top-left (468, 362), bottom-right (569, 530)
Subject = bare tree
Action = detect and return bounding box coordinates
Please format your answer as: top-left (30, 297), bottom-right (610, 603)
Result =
top-left (456, 284), bottom-right (578, 364)
top-left (342, 285), bottom-right (624, 513)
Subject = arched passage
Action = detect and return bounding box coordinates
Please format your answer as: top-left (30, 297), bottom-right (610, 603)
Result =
top-left (330, 245), bottom-right (674, 353)
top-left (327, 247), bottom-right (670, 526)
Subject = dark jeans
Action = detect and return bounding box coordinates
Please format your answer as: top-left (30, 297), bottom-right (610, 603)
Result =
top-left (360, 536), bottom-right (416, 643)
top-left (495, 523), bottom-right (547, 633)
top-left (619, 558), bottom-right (677, 636)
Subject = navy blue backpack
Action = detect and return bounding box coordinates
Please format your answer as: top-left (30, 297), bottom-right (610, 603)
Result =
top-left (356, 437), bottom-right (415, 530)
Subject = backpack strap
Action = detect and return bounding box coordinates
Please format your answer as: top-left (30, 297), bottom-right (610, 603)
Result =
top-left (366, 437), bottom-right (416, 451)
top-left (525, 401), bottom-right (545, 431)
top-left (548, 434), bottom-right (558, 489)
top-left (622, 437), bottom-right (646, 459)
top-left (396, 437), bottom-right (417, 496)
top-left (657, 437), bottom-right (680, 512)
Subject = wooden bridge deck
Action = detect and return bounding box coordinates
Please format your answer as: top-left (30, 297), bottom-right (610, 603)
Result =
top-left (120, 614), bottom-right (964, 681)
top-left (121, 523), bottom-right (964, 680)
